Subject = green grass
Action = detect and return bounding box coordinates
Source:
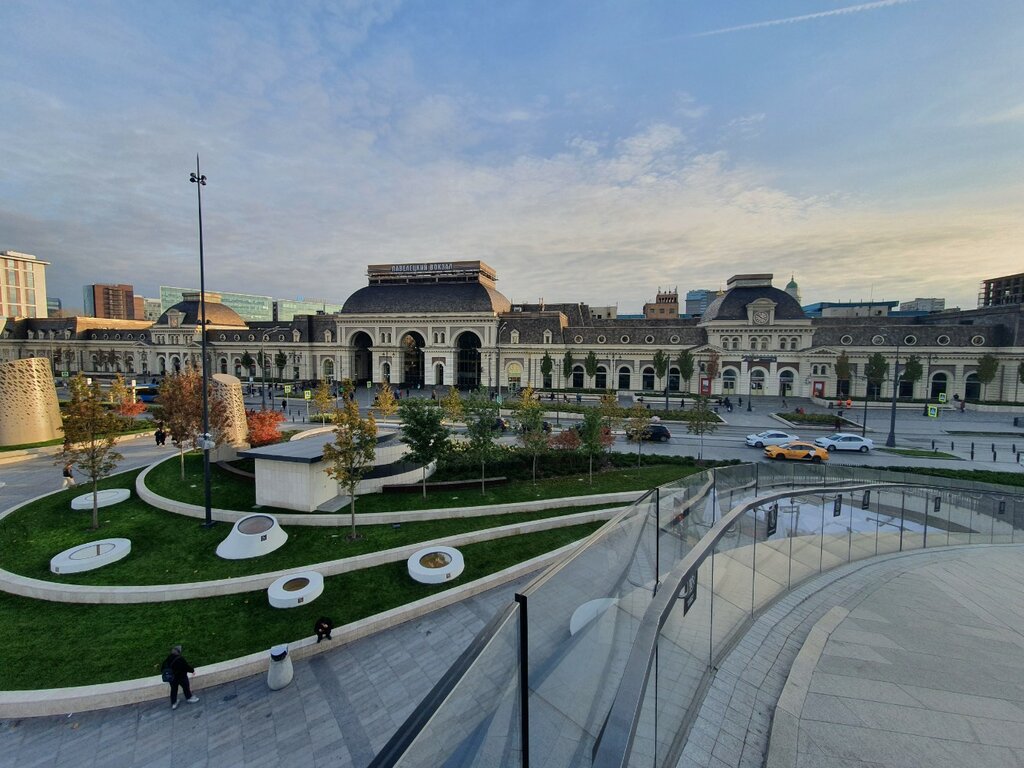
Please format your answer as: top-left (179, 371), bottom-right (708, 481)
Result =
top-left (873, 466), bottom-right (1024, 488)
top-left (878, 448), bottom-right (961, 460)
top-left (0, 422), bottom-right (154, 452)
top-left (775, 412), bottom-right (857, 426)
top-left (0, 522), bottom-right (601, 690)
top-left (0, 469), bottom-right (615, 586)
top-left (145, 452), bottom-right (700, 514)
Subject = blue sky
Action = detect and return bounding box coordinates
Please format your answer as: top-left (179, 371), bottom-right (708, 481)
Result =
top-left (2, 0), bottom-right (1021, 313)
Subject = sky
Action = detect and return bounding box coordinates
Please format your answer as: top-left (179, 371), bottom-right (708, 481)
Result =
top-left (2, 0), bottom-right (1022, 314)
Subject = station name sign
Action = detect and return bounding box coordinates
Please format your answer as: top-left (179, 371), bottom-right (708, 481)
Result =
top-left (390, 262), bottom-right (454, 273)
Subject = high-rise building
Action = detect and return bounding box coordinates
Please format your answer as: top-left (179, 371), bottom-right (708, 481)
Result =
top-left (1, 250), bottom-right (49, 318)
top-left (160, 286), bottom-right (274, 321)
top-left (900, 297), bottom-right (945, 312)
top-left (979, 273), bottom-right (1024, 308)
top-left (83, 283), bottom-right (137, 319)
top-left (46, 297), bottom-right (63, 316)
top-left (684, 289), bottom-right (715, 316)
top-left (644, 287), bottom-right (679, 320)
top-left (274, 298), bottom-right (344, 321)
top-left (140, 297), bottom-right (163, 321)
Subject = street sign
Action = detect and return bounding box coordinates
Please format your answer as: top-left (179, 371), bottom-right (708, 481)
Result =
top-left (682, 571), bottom-right (698, 615)
top-left (62, 371), bottom-right (69, 377)
top-left (927, 405), bottom-right (939, 418)
top-left (998, 500), bottom-right (1007, 515)
top-left (303, 390), bottom-right (312, 401)
top-left (933, 496), bottom-right (942, 513)
top-left (861, 490), bottom-right (871, 510)
top-left (833, 494), bottom-right (843, 517)
top-left (938, 393), bottom-right (947, 403)
top-left (766, 503), bottom-right (779, 537)
top-left (284, 384), bottom-right (292, 395)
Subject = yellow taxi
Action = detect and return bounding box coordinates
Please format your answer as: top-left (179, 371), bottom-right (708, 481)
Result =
top-left (763, 441), bottom-right (830, 462)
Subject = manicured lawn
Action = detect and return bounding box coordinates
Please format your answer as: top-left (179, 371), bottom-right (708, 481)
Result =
top-left (878, 448), bottom-right (961, 460)
top-left (145, 452), bottom-right (699, 514)
top-left (0, 522), bottom-right (601, 690)
top-left (0, 469), bottom-right (615, 586)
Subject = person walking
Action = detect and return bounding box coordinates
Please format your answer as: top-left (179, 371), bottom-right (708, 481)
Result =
top-left (162, 645), bottom-right (199, 710)
top-left (61, 462), bottom-right (76, 490)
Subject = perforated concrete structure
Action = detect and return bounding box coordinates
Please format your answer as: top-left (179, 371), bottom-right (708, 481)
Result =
top-left (211, 372), bottom-right (249, 461)
top-left (0, 357), bottom-right (62, 447)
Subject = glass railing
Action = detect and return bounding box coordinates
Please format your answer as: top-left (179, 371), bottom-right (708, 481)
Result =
top-left (372, 464), bottom-right (1024, 768)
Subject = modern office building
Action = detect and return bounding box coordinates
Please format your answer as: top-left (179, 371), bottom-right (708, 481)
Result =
top-left (684, 288), bottom-right (716, 316)
top-left (900, 297), bottom-right (946, 313)
top-left (46, 297), bottom-right (63, 317)
top-left (979, 272), bottom-right (1024, 308)
top-left (274, 298), bottom-right (343, 321)
top-left (802, 300), bottom-right (898, 318)
top-left (1, 251), bottom-right (49, 319)
top-left (160, 286), bottom-right (274, 322)
top-left (140, 297), bottom-right (163, 321)
top-left (83, 283), bottom-right (137, 320)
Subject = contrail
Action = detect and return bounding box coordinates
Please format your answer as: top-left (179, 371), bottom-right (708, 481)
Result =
top-left (691, 0), bottom-right (919, 38)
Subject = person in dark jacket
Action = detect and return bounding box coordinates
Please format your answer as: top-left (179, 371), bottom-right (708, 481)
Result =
top-left (162, 644), bottom-right (200, 710)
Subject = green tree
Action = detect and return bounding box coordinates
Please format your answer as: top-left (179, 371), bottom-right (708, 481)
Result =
top-left (157, 367), bottom-right (228, 480)
top-left (398, 398), bottom-right (449, 498)
top-left (340, 377), bottom-right (355, 401)
top-left (577, 407), bottom-right (613, 484)
top-left (274, 350), bottom-right (287, 380)
top-left (311, 380), bottom-right (334, 421)
top-left (374, 380), bottom-right (399, 422)
top-left (598, 393), bottom-right (622, 432)
top-left (562, 350), bottom-right (575, 388)
top-left (323, 398), bottom-right (377, 540)
top-left (686, 396), bottom-right (719, 463)
top-left (976, 353), bottom-right (999, 400)
top-left (540, 352), bottom-right (554, 388)
top-left (463, 388), bottom-right (500, 494)
top-left (653, 349), bottom-right (669, 409)
top-left (675, 350), bottom-right (695, 393)
top-left (901, 355), bottom-right (923, 397)
top-left (240, 350), bottom-right (254, 378)
top-left (512, 385), bottom-right (547, 483)
top-left (625, 403), bottom-right (652, 468)
top-left (584, 351), bottom-right (599, 388)
top-left (835, 352), bottom-right (852, 396)
top-left (60, 374), bottom-right (125, 530)
top-left (865, 352), bottom-right (888, 400)
top-left (440, 387), bottom-right (464, 424)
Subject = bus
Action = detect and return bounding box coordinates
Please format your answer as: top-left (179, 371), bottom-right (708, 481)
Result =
top-left (135, 385), bottom-right (160, 403)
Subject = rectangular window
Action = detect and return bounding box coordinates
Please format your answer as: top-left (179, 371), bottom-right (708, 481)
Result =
top-left (24, 269), bottom-right (34, 288)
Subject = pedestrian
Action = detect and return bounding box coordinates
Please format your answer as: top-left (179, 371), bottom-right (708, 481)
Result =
top-left (680, 397), bottom-right (685, 409)
top-left (314, 616), bottom-right (334, 643)
top-left (282, 397), bottom-right (288, 412)
top-left (782, 397), bottom-right (787, 409)
top-left (161, 644), bottom-right (199, 710)
top-left (834, 416), bottom-right (842, 431)
top-left (960, 400), bottom-right (966, 413)
top-left (61, 462), bottom-right (76, 489)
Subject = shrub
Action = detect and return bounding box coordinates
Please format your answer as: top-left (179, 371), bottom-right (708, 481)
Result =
top-left (246, 409), bottom-right (286, 447)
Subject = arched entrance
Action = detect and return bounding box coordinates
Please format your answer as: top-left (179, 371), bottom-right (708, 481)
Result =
top-left (456, 332), bottom-right (481, 389)
top-left (749, 368), bottom-right (765, 394)
top-left (351, 332), bottom-right (372, 384)
top-left (930, 372), bottom-right (948, 400)
top-left (434, 363), bottom-right (445, 387)
top-left (322, 359), bottom-right (335, 381)
top-left (668, 367), bottom-right (680, 391)
top-left (618, 366), bottom-right (631, 390)
top-left (507, 362), bottom-right (523, 391)
top-left (722, 368), bottom-right (737, 393)
top-left (401, 332), bottom-right (426, 387)
top-left (779, 369), bottom-right (795, 397)
top-left (964, 372), bottom-right (981, 401)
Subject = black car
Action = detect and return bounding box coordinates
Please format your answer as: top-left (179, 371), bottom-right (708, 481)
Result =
top-left (626, 423), bottom-right (671, 442)
top-left (492, 417), bottom-right (510, 432)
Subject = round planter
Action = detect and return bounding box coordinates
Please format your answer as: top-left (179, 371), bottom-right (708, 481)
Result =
top-left (50, 538), bottom-right (131, 574)
top-left (70, 488), bottom-right (130, 510)
top-left (216, 514), bottom-right (288, 560)
top-left (267, 571), bottom-right (324, 609)
top-left (407, 546), bottom-right (465, 584)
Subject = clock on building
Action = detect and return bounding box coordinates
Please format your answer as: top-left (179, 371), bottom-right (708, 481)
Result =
top-left (752, 310), bottom-right (770, 325)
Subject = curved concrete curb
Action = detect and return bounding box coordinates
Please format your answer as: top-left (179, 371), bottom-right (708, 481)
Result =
top-left (0, 507), bottom-right (621, 603)
top-left (0, 541), bottom-right (578, 719)
top-left (766, 605), bottom-right (850, 768)
top-left (135, 450), bottom-right (644, 525)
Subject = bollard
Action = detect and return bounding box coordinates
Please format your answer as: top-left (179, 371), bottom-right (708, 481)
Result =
top-left (267, 644), bottom-right (293, 690)
top-left (1018, 452), bottom-right (1021, 464)
top-left (931, 440), bottom-right (935, 451)
top-left (951, 441), bottom-right (954, 452)
top-left (971, 443), bottom-right (975, 460)
top-left (993, 449), bottom-right (998, 462)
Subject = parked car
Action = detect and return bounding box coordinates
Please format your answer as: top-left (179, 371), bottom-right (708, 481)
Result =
top-left (745, 430), bottom-right (799, 448)
top-left (763, 441), bottom-right (829, 462)
top-left (492, 417), bottom-right (510, 432)
top-left (626, 423), bottom-right (671, 442)
top-left (518, 420), bottom-right (552, 434)
top-left (814, 433), bottom-right (874, 453)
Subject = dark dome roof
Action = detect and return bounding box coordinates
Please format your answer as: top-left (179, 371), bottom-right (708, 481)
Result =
top-left (702, 286), bottom-right (806, 322)
top-left (341, 283), bottom-right (511, 314)
top-left (156, 300), bottom-right (247, 327)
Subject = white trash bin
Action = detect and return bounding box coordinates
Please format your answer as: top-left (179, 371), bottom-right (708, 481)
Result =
top-left (267, 644), bottom-right (293, 690)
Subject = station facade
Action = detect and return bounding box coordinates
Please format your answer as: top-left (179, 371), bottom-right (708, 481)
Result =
top-left (2, 263), bottom-right (1023, 404)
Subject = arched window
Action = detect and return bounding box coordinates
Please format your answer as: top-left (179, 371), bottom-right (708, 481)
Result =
top-left (572, 364), bottom-right (584, 388)
top-left (510, 330), bottom-right (520, 344)
top-left (381, 362), bottom-right (391, 382)
top-left (749, 368), bottom-right (766, 392)
top-left (964, 372), bottom-right (981, 401)
top-left (790, 337), bottom-right (800, 350)
top-left (642, 367), bottom-right (655, 390)
top-left (759, 337), bottom-right (770, 351)
top-left (323, 330), bottom-right (333, 343)
top-left (668, 367), bottom-right (680, 391)
top-left (779, 338), bottom-right (788, 351)
top-left (618, 366), bottom-right (631, 390)
top-left (543, 330), bottom-right (553, 345)
top-left (595, 365), bottom-right (608, 389)
top-left (930, 372), bottom-right (948, 400)
top-left (779, 369), bottom-right (795, 396)
top-left (220, 357), bottom-right (228, 374)
top-left (507, 362), bottom-right (523, 390)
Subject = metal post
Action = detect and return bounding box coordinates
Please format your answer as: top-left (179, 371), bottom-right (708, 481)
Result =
top-left (787, 509), bottom-right (794, 589)
top-left (874, 489), bottom-right (880, 556)
top-left (923, 496), bottom-right (929, 548)
top-left (514, 593), bottom-right (530, 768)
top-left (709, 549), bottom-right (715, 668)
top-left (819, 498), bottom-right (826, 573)
top-left (899, 492), bottom-right (905, 551)
top-left (847, 496), bottom-right (853, 563)
top-left (885, 339), bottom-right (901, 448)
top-left (862, 391), bottom-right (868, 437)
top-left (654, 488), bottom-right (660, 596)
top-left (190, 156), bottom-right (214, 529)
top-left (750, 506), bottom-right (757, 617)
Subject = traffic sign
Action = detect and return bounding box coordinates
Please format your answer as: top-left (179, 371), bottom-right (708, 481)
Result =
top-left (284, 384), bottom-right (292, 395)
top-left (938, 393), bottom-right (947, 403)
top-left (304, 390), bottom-right (312, 400)
top-left (927, 405), bottom-right (939, 418)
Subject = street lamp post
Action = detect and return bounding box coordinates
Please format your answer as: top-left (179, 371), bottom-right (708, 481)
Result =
top-left (258, 327), bottom-right (286, 410)
top-left (495, 321), bottom-right (507, 401)
top-left (861, 381), bottom-right (869, 437)
top-left (885, 337), bottom-right (902, 448)
top-left (189, 156), bottom-right (214, 528)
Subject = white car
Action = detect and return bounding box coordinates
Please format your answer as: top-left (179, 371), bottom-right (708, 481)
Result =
top-left (814, 433), bottom-right (874, 453)
top-left (745, 430), bottom-right (799, 448)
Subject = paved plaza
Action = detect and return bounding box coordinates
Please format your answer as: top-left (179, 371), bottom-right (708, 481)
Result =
top-left (1, 401), bottom-right (1022, 768)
